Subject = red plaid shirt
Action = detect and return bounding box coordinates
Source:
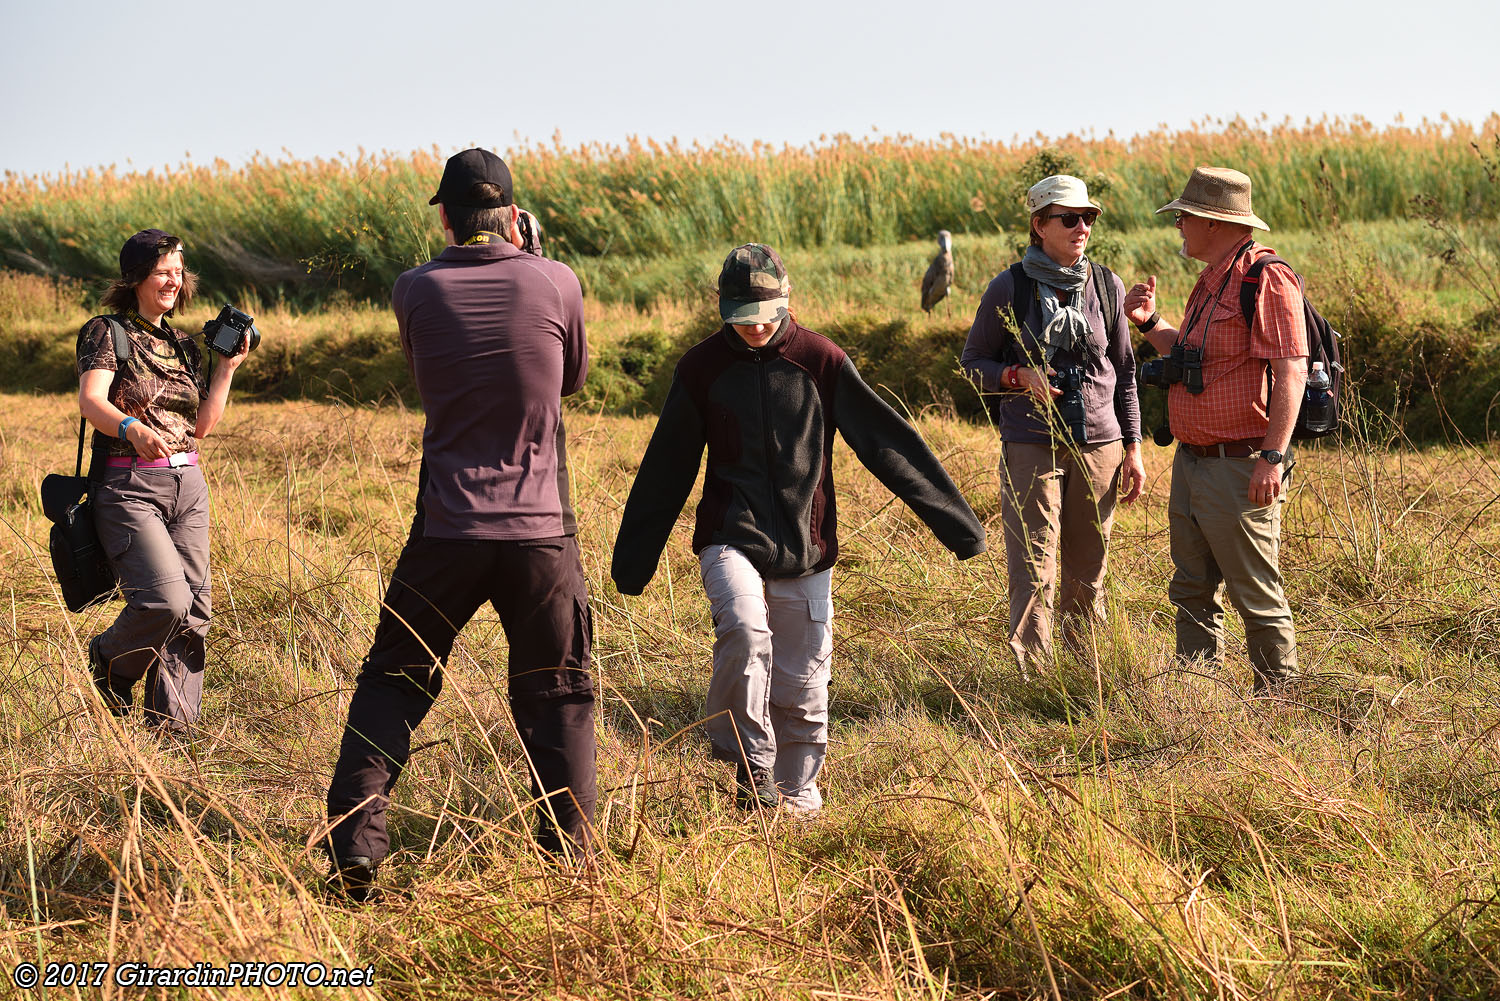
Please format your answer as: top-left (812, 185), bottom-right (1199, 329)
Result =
top-left (1168, 242), bottom-right (1307, 445)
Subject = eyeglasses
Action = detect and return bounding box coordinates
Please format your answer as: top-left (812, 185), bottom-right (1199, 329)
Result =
top-left (1047, 210), bottom-right (1098, 229)
top-left (1173, 211), bottom-right (1197, 225)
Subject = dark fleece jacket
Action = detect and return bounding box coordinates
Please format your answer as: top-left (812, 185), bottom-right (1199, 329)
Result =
top-left (610, 320), bottom-right (986, 595)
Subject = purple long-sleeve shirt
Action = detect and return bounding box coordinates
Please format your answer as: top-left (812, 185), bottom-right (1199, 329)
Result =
top-left (393, 241), bottom-right (588, 540)
top-left (960, 266), bottom-right (1140, 445)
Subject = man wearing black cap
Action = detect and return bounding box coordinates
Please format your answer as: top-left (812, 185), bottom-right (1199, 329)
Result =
top-left (325, 149), bottom-right (595, 898)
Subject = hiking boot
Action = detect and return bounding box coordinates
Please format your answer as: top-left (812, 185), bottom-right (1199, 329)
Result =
top-left (88, 638), bottom-right (131, 717)
top-left (326, 856), bottom-right (378, 903)
top-left (733, 762), bottom-right (779, 811)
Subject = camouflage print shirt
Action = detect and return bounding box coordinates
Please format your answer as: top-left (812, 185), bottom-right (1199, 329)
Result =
top-left (76, 313), bottom-right (208, 458)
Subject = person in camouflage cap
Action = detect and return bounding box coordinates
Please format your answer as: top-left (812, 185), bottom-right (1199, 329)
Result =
top-left (611, 243), bottom-right (986, 817)
top-left (77, 229), bottom-right (252, 734)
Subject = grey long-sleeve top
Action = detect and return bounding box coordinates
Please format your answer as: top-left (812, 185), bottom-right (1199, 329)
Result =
top-left (960, 265), bottom-right (1141, 445)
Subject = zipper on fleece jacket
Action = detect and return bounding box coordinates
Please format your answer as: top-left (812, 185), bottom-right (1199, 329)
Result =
top-left (752, 348), bottom-right (783, 565)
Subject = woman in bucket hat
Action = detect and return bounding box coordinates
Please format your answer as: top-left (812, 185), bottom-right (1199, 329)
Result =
top-left (960, 176), bottom-right (1144, 676)
top-left (76, 230), bottom-right (251, 734)
top-left (611, 243), bottom-right (986, 816)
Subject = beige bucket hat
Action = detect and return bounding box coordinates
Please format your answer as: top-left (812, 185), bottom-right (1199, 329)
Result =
top-left (1155, 166), bottom-right (1269, 231)
top-left (1026, 175), bottom-right (1102, 214)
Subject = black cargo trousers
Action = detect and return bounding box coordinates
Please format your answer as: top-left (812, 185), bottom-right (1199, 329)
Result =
top-left (325, 512), bottom-right (596, 865)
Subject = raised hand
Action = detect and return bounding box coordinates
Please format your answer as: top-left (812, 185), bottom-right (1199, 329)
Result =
top-left (1124, 275), bottom-right (1158, 326)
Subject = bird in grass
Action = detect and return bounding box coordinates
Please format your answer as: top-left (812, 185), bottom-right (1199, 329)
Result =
top-left (920, 230), bottom-right (954, 314)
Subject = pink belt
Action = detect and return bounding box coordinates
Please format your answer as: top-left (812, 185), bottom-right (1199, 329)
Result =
top-left (105, 452), bottom-right (200, 469)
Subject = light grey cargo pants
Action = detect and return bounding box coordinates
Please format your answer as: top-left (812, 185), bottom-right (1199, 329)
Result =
top-left (699, 544), bottom-right (833, 812)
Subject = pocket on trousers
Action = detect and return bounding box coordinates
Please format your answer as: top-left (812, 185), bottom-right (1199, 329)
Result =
top-left (100, 520), bottom-right (133, 563)
top-left (510, 595), bottom-right (595, 700)
top-left (807, 599), bottom-right (831, 623)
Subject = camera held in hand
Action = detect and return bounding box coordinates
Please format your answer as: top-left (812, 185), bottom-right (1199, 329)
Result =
top-left (202, 304), bottom-right (262, 357)
top-left (1050, 365), bottom-right (1088, 444)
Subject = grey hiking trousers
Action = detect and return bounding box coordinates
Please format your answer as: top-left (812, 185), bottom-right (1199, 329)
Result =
top-left (91, 463), bottom-right (211, 732)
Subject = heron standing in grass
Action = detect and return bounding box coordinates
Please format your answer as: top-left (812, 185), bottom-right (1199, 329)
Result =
top-left (921, 230), bottom-right (954, 313)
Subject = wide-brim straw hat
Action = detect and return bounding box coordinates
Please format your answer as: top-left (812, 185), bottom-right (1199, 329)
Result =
top-left (1155, 166), bottom-right (1269, 231)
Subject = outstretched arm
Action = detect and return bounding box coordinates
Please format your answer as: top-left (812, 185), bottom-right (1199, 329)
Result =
top-left (609, 373), bottom-right (707, 595)
top-left (833, 360), bottom-right (986, 559)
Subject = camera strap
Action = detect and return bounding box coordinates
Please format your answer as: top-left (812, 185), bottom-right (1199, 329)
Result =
top-left (463, 231), bottom-right (506, 246)
top-left (1176, 240), bottom-right (1255, 354)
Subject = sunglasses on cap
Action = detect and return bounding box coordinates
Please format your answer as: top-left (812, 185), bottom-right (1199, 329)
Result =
top-left (1047, 210), bottom-right (1098, 229)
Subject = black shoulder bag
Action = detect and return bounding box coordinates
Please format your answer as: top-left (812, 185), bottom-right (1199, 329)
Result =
top-left (40, 418), bottom-right (119, 612)
top-left (41, 318), bottom-right (132, 611)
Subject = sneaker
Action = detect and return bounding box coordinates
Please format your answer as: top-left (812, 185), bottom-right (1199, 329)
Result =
top-left (326, 856), bottom-right (377, 903)
top-left (783, 803), bottom-right (823, 824)
top-left (733, 762), bottom-right (779, 811)
top-left (88, 638), bottom-right (130, 717)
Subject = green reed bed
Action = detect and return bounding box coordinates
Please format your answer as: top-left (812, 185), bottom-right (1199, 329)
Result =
top-left (2, 120), bottom-right (1496, 306)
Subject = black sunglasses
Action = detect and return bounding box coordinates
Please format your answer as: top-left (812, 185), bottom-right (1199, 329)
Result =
top-left (1047, 210), bottom-right (1099, 229)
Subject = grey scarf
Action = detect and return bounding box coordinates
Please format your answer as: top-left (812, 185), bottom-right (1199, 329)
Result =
top-left (1021, 246), bottom-right (1094, 362)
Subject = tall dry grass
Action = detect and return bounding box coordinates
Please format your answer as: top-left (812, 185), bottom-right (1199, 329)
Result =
top-left (1, 385), bottom-right (1497, 998)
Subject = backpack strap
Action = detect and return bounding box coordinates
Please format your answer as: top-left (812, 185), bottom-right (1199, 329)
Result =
top-left (1005, 262), bottom-right (1033, 358)
top-left (1091, 261), bottom-right (1119, 340)
top-left (1092, 262), bottom-right (1116, 328)
top-left (82, 316), bottom-right (134, 482)
top-left (105, 315), bottom-right (131, 366)
top-left (1238, 254), bottom-right (1297, 329)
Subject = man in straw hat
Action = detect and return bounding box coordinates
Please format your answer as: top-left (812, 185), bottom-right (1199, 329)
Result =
top-left (1122, 166), bottom-right (1306, 692)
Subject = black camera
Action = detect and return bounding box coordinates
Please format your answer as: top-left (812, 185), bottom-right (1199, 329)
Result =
top-left (202, 304), bottom-right (261, 357)
top-left (517, 209), bottom-right (545, 257)
top-left (1139, 357), bottom-right (1170, 389)
top-left (1138, 343), bottom-right (1204, 394)
top-left (1050, 365), bottom-right (1088, 443)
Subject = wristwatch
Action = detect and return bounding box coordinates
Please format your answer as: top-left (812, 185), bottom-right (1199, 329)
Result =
top-left (1259, 449), bottom-right (1284, 466)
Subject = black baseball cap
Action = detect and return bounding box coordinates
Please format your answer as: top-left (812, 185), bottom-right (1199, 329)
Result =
top-left (119, 229), bottom-right (183, 279)
top-left (429, 148), bottom-right (514, 207)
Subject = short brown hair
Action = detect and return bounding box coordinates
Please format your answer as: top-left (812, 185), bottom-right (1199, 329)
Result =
top-left (444, 184), bottom-right (513, 244)
top-left (99, 257), bottom-right (198, 317)
top-left (1028, 209), bottom-right (1046, 247)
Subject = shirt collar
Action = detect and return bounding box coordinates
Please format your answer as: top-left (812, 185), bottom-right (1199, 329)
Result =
top-left (719, 316), bottom-right (793, 355)
top-left (435, 241), bottom-right (525, 262)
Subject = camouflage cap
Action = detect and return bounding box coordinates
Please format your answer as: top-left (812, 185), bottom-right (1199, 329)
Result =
top-left (717, 243), bottom-right (790, 324)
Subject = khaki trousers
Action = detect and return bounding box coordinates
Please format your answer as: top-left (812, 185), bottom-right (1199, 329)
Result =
top-left (1000, 439), bottom-right (1123, 671)
top-left (1168, 447), bottom-right (1298, 688)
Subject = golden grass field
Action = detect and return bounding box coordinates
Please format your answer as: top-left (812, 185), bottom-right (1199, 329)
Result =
top-left (1, 382), bottom-right (1497, 999)
top-left (1, 119), bottom-right (1498, 999)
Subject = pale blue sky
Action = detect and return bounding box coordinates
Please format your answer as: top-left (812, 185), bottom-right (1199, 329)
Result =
top-left (2, 0), bottom-right (1495, 178)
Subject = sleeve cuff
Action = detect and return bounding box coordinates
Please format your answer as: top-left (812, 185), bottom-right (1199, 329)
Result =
top-left (953, 539), bottom-right (987, 561)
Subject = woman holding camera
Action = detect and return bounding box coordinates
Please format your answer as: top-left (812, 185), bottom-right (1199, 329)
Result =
top-left (960, 176), bottom-right (1144, 676)
top-left (76, 229), bottom-right (249, 733)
